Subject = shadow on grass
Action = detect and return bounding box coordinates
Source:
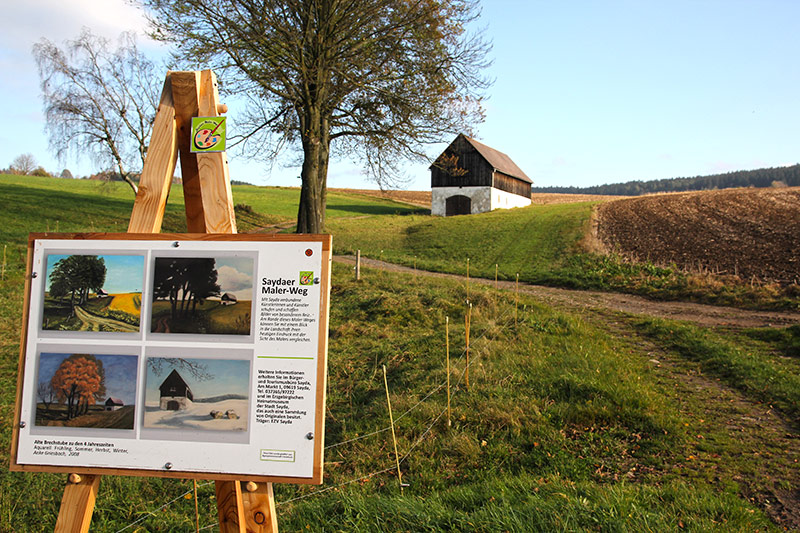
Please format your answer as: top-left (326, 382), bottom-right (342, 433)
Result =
top-left (327, 204), bottom-right (428, 216)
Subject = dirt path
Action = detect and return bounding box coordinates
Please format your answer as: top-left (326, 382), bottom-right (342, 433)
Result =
top-left (334, 255), bottom-right (800, 328)
top-left (73, 306), bottom-right (139, 332)
top-left (336, 254), bottom-right (800, 528)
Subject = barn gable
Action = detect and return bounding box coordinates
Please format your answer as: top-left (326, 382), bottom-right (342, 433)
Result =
top-left (159, 369), bottom-right (194, 410)
top-left (430, 134), bottom-right (532, 216)
top-left (105, 397), bottom-right (124, 411)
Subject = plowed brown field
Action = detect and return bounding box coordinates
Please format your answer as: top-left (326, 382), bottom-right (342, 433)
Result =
top-left (597, 187), bottom-right (800, 284)
top-left (330, 189), bottom-right (625, 207)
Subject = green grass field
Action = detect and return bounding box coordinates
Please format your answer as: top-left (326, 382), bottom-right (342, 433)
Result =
top-left (150, 299), bottom-right (252, 335)
top-left (0, 174), bottom-right (797, 531)
top-left (328, 201), bottom-right (799, 309)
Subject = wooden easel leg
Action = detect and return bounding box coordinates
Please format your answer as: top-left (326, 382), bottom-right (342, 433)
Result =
top-left (215, 480), bottom-right (278, 532)
top-left (242, 482), bottom-right (278, 532)
top-left (216, 480), bottom-right (246, 533)
top-left (54, 474), bottom-right (100, 533)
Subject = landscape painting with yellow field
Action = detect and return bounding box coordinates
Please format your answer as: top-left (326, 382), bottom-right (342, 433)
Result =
top-left (42, 254), bottom-right (144, 332)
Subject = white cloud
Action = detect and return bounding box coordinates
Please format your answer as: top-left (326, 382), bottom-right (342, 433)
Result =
top-left (217, 265), bottom-right (253, 293)
top-left (2, 0), bottom-right (150, 51)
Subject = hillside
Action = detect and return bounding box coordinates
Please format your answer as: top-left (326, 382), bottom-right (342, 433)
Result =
top-left (597, 187), bottom-right (800, 285)
top-left (1, 174), bottom-right (799, 530)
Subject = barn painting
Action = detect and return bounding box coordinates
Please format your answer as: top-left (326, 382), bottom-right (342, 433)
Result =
top-left (430, 134), bottom-right (532, 216)
top-left (159, 369), bottom-right (194, 411)
top-left (105, 397), bottom-right (124, 411)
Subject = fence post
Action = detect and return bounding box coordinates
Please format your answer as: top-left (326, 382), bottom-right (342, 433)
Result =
top-left (382, 365), bottom-right (405, 492)
top-left (515, 273), bottom-right (519, 327)
top-left (446, 316), bottom-right (451, 427)
top-left (355, 250), bottom-right (361, 281)
top-left (465, 302), bottom-right (472, 391)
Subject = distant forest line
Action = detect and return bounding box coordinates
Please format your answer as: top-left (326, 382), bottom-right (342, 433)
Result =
top-left (532, 164), bottom-right (800, 196)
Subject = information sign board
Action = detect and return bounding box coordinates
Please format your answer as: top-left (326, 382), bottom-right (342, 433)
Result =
top-left (11, 233), bottom-right (331, 484)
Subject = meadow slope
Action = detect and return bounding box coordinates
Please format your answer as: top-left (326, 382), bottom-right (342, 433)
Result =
top-left (0, 175), bottom-right (798, 531)
top-left (597, 187), bottom-right (800, 285)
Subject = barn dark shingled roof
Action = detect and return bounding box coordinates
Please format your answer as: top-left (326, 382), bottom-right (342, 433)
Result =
top-left (463, 135), bottom-right (532, 184)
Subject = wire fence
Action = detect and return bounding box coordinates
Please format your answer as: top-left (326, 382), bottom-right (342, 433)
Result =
top-left (112, 299), bottom-right (515, 532)
top-left (34, 256), bottom-right (519, 533)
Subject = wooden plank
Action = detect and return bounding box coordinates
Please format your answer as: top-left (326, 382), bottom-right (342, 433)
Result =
top-left (312, 243), bottom-right (332, 483)
top-left (9, 235), bottom-right (37, 467)
top-left (171, 71), bottom-right (206, 232)
top-left (21, 232), bottom-right (331, 246)
top-left (54, 474), bottom-right (100, 533)
top-left (242, 482), bottom-right (278, 532)
top-left (215, 480), bottom-right (246, 533)
top-left (128, 74), bottom-right (179, 233)
top-left (196, 69), bottom-right (237, 233)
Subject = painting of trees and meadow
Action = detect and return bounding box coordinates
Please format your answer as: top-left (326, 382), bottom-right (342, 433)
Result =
top-left (42, 254), bottom-right (144, 332)
top-left (35, 352), bottom-right (137, 429)
top-left (150, 257), bottom-right (253, 335)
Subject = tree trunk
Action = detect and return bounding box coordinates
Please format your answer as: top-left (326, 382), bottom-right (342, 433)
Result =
top-left (112, 146), bottom-right (138, 195)
top-left (296, 109), bottom-right (330, 234)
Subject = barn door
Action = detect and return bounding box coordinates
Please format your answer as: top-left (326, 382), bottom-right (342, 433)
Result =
top-left (446, 195), bottom-right (471, 216)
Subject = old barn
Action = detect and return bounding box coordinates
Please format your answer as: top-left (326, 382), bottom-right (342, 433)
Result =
top-left (430, 134), bottom-right (532, 216)
top-left (159, 369), bottom-right (194, 411)
top-left (105, 397), bottom-right (124, 411)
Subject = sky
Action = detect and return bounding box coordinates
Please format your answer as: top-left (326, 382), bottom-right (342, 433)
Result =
top-left (2, 1), bottom-right (799, 190)
top-left (145, 358), bottom-right (250, 403)
top-left (38, 352), bottom-right (139, 406)
top-left (215, 257), bottom-right (254, 300)
top-left (46, 254), bottom-right (145, 294)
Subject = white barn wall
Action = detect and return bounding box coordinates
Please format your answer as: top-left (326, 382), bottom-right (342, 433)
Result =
top-left (491, 187), bottom-right (532, 210)
top-left (432, 186), bottom-right (531, 216)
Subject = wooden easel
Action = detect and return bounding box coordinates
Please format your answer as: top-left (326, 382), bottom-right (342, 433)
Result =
top-left (55, 70), bottom-right (278, 532)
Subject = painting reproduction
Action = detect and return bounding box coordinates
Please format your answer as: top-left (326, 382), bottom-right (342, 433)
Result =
top-left (42, 254), bottom-right (144, 333)
top-left (143, 357), bottom-right (250, 432)
top-left (150, 256), bottom-right (253, 335)
top-left (35, 353), bottom-right (138, 429)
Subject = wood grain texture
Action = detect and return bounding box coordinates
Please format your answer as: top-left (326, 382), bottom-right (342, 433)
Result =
top-left (197, 69), bottom-right (237, 233)
top-left (26, 232), bottom-right (332, 247)
top-left (128, 74), bottom-right (179, 233)
top-left (54, 475), bottom-right (100, 533)
top-left (171, 71), bottom-right (206, 232)
top-left (215, 480), bottom-right (246, 533)
top-left (313, 246), bottom-right (333, 483)
top-left (9, 237), bottom-right (36, 468)
top-left (242, 482), bottom-right (278, 532)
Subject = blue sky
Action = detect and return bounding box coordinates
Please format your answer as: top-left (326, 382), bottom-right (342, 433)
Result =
top-left (46, 254), bottom-right (144, 294)
top-left (2, 1), bottom-right (799, 190)
top-left (38, 352), bottom-right (138, 405)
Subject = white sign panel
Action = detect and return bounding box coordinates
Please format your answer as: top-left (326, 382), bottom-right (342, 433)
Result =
top-left (12, 234), bottom-right (331, 483)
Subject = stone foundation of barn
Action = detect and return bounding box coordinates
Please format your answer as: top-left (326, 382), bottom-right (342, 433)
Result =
top-left (160, 396), bottom-right (193, 411)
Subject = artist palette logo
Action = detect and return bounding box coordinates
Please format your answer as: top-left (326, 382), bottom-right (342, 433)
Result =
top-left (299, 272), bottom-right (314, 286)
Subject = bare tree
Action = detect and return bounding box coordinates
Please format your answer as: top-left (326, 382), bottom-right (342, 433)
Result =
top-left (33, 29), bottom-right (160, 195)
top-left (10, 153), bottom-right (38, 175)
top-left (142, 0), bottom-right (492, 233)
top-left (37, 381), bottom-right (57, 413)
